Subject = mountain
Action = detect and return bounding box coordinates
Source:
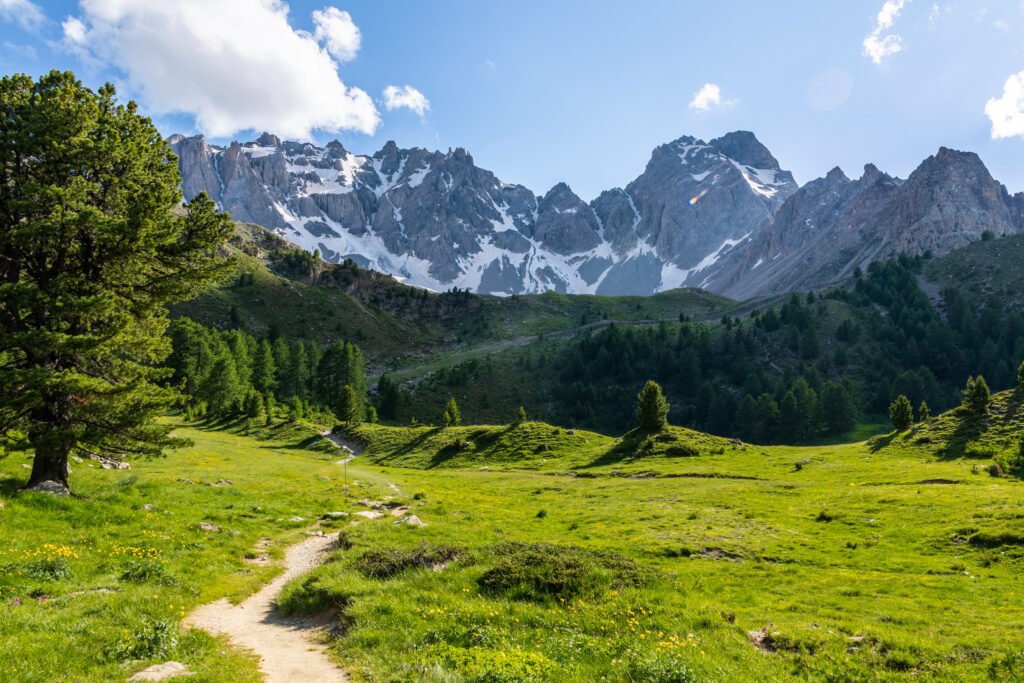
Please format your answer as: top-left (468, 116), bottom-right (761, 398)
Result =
top-left (712, 147), bottom-right (1024, 299)
top-left (170, 132), bottom-right (1024, 298)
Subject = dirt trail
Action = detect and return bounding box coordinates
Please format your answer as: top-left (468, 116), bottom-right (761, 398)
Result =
top-left (320, 432), bottom-right (362, 464)
top-left (185, 533), bottom-right (348, 682)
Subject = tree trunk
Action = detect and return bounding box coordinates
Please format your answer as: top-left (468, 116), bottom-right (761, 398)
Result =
top-left (26, 441), bottom-right (71, 493)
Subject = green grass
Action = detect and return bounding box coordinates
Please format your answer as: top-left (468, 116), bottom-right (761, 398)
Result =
top-left (0, 418), bottom-right (392, 682)
top-left (5, 394), bottom-right (1024, 681)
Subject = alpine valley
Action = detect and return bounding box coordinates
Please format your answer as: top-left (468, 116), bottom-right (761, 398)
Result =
top-left (170, 130), bottom-right (1024, 297)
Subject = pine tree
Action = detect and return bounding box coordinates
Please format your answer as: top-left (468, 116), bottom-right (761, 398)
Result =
top-left (272, 338), bottom-right (291, 397)
top-left (252, 340), bottom-right (277, 394)
top-left (962, 376), bottom-right (991, 414)
top-left (443, 397), bottom-right (461, 427)
top-left (0, 73), bottom-right (232, 492)
top-left (918, 401), bottom-right (931, 422)
top-left (336, 385), bottom-right (361, 425)
top-left (516, 406), bottom-right (527, 424)
top-left (244, 388), bottom-right (265, 420)
top-left (1018, 360), bottom-right (1024, 389)
top-left (366, 406), bottom-right (379, 424)
top-left (376, 375), bottom-right (401, 421)
top-left (636, 380), bottom-right (670, 433)
top-left (889, 395), bottom-right (914, 431)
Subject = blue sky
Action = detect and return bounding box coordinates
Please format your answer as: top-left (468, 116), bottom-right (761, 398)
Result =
top-left (2, 0), bottom-right (1024, 200)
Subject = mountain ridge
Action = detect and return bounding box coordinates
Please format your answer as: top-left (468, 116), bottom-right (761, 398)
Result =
top-left (170, 131), bottom-right (1024, 298)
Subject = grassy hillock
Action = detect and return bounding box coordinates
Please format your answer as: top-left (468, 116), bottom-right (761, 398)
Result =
top-left (873, 389), bottom-right (1024, 468)
top-left (345, 421), bottom-right (735, 472)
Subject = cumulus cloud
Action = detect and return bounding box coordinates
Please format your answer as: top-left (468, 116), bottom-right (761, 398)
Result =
top-left (60, 0), bottom-right (380, 139)
top-left (863, 0), bottom-right (911, 65)
top-left (312, 7), bottom-right (360, 62)
top-left (383, 85), bottom-right (430, 116)
top-left (689, 83), bottom-right (732, 112)
top-left (985, 70), bottom-right (1024, 139)
top-left (0, 0), bottom-right (45, 31)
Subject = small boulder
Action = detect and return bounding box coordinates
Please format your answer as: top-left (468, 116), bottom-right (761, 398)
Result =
top-left (321, 511), bottom-right (349, 519)
top-left (197, 522), bottom-right (221, 532)
top-left (353, 510), bottom-right (382, 520)
top-left (128, 661), bottom-right (191, 681)
top-left (395, 515), bottom-right (427, 527)
top-left (26, 480), bottom-right (70, 496)
top-left (141, 504), bottom-right (157, 512)
top-left (215, 480), bottom-right (234, 486)
top-left (287, 516), bottom-right (305, 523)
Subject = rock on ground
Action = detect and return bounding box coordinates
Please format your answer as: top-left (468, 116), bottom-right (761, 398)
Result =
top-left (128, 661), bottom-right (191, 681)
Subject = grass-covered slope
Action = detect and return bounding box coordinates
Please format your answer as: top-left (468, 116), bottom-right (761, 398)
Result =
top-left (0, 419), bottom-right (396, 682)
top-left (4, 400), bottom-right (1024, 681)
top-left (873, 389), bottom-right (1024, 468)
top-left (923, 232), bottom-right (1024, 310)
top-left (293, 407), bottom-right (1024, 681)
top-left (173, 221), bottom-right (739, 370)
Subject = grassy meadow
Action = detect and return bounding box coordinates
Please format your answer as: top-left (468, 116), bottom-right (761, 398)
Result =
top-left (3, 393), bottom-right (1024, 681)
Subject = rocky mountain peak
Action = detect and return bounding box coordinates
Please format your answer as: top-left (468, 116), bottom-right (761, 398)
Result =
top-left (824, 166), bottom-right (849, 184)
top-left (709, 131), bottom-right (781, 170)
top-left (256, 132), bottom-right (282, 148)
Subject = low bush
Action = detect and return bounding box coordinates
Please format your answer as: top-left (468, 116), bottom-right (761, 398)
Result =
top-left (424, 643), bottom-right (556, 683)
top-left (968, 531), bottom-right (1024, 548)
top-left (627, 655), bottom-right (697, 683)
top-left (276, 574), bottom-right (351, 615)
top-left (120, 559), bottom-right (178, 586)
top-left (666, 443), bottom-right (699, 458)
top-left (19, 557), bottom-right (71, 581)
top-left (108, 618), bottom-right (178, 661)
top-left (477, 542), bottom-right (653, 602)
top-left (356, 543), bottom-right (463, 579)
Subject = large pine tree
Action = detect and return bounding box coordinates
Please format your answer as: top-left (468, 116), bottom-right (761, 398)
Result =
top-left (0, 72), bottom-right (232, 493)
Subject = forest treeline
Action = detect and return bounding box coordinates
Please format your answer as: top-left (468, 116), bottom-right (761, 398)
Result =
top-left (548, 255), bottom-right (1024, 442)
top-left (166, 318), bottom-right (378, 424)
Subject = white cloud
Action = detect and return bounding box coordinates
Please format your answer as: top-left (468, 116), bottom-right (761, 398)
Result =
top-left (985, 70), bottom-right (1024, 139)
top-left (863, 0), bottom-right (911, 65)
top-left (61, 0), bottom-right (380, 139)
top-left (312, 7), bottom-right (360, 63)
top-left (689, 83), bottom-right (732, 112)
top-left (383, 85), bottom-right (430, 116)
top-left (0, 0), bottom-right (45, 31)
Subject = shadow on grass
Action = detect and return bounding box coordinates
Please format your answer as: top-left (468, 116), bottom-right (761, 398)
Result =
top-left (935, 411), bottom-right (988, 460)
top-left (429, 425), bottom-right (517, 467)
top-left (578, 429), bottom-right (643, 469)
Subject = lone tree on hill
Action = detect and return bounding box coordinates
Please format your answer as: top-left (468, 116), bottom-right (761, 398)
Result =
top-left (0, 72), bottom-right (232, 494)
top-left (516, 406), bottom-right (527, 424)
top-left (889, 395), bottom-right (914, 432)
top-left (443, 397), bottom-right (461, 427)
top-left (336, 385), bottom-right (361, 425)
top-left (637, 380), bottom-right (670, 433)
top-left (918, 401), bottom-right (931, 423)
top-left (962, 376), bottom-right (991, 414)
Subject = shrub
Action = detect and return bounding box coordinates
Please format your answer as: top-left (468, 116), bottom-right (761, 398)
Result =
top-left (21, 557), bottom-right (71, 581)
top-left (424, 643), bottom-right (556, 683)
top-left (120, 559), bottom-right (178, 586)
top-left (109, 618), bottom-right (178, 661)
top-left (355, 544), bottom-right (463, 579)
top-left (477, 542), bottom-right (653, 602)
top-left (535, 509), bottom-right (548, 518)
top-left (628, 656), bottom-right (697, 683)
top-left (666, 443), bottom-right (699, 458)
top-left (276, 574), bottom-right (351, 616)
